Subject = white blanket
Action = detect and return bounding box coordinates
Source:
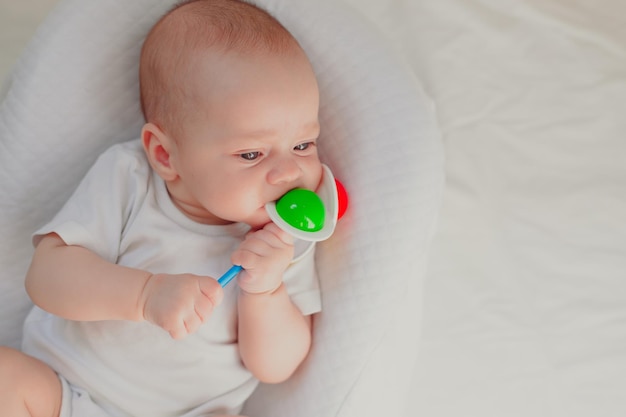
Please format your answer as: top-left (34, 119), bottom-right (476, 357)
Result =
top-left (340, 0), bottom-right (626, 416)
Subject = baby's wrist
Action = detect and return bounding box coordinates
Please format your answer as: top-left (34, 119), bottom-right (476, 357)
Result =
top-left (239, 282), bottom-right (283, 297)
top-left (137, 272), bottom-right (156, 322)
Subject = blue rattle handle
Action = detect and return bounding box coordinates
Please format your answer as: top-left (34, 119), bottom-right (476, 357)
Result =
top-left (218, 265), bottom-right (243, 287)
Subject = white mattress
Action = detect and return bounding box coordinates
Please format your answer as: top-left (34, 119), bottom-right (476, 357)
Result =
top-left (339, 0), bottom-right (626, 415)
top-left (2, 0), bottom-right (626, 416)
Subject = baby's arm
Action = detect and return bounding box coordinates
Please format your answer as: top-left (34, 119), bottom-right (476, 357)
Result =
top-left (26, 233), bottom-right (151, 321)
top-left (26, 233), bottom-right (223, 339)
top-left (232, 223), bottom-right (313, 383)
top-left (238, 285), bottom-right (312, 383)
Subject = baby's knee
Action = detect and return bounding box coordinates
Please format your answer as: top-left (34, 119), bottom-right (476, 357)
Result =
top-left (0, 346), bottom-right (22, 371)
top-left (0, 346), bottom-right (30, 382)
top-left (0, 347), bottom-right (28, 395)
top-left (0, 346), bottom-right (62, 414)
top-left (0, 346), bottom-right (51, 387)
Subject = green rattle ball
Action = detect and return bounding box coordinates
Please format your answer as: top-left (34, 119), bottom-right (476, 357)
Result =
top-left (275, 188), bottom-right (325, 232)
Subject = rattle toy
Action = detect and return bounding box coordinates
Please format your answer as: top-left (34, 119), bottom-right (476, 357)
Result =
top-left (218, 164), bottom-right (348, 287)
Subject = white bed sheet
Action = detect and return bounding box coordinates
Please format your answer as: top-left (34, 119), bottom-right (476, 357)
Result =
top-left (341, 0), bottom-right (626, 415)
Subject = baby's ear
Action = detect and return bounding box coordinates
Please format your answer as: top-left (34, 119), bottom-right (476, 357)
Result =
top-left (141, 122), bottom-right (178, 181)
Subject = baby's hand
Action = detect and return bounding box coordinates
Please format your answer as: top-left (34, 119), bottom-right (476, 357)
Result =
top-left (231, 223), bottom-right (294, 294)
top-left (140, 273), bottom-right (223, 339)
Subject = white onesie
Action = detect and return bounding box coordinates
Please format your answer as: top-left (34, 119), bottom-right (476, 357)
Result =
top-left (21, 139), bottom-right (321, 417)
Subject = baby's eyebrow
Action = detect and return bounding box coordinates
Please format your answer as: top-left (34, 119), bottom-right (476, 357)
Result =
top-left (293, 122), bottom-right (321, 140)
top-left (231, 121), bottom-right (320, 143)
top-left (302, 121), bottom-right (321, 133)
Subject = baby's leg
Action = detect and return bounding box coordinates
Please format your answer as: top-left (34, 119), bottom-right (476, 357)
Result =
top-left (0, 346), bottom-right (62, 417)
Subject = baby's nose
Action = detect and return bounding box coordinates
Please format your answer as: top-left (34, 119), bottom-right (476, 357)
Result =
top-left (267, 157), bottom-right (302, 185)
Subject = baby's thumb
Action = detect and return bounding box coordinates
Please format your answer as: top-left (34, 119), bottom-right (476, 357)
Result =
top-left (202, 277), bottom-right (225, 307)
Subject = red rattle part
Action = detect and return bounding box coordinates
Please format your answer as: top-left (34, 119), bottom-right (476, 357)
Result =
top-left (335, 179), bottom-right (348, 220)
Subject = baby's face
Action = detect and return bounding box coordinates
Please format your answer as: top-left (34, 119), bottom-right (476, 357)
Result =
top-left (167, 49), bottom-right (323, 228)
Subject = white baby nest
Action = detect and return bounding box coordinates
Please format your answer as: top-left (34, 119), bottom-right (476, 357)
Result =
top-left (0, 0), bottom-right (444, 416)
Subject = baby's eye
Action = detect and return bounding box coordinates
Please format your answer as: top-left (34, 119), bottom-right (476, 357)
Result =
top-left (294, 142), bottom-right (312, 152)
top-left (240, 151), bottom-right (261, 161)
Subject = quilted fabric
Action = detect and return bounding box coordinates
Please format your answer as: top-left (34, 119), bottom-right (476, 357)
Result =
top-left (0, 0), bottom-right (444, 416)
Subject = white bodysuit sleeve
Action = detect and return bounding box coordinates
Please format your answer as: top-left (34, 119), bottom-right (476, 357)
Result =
top-left (33, 140), bottom-right (149, 264)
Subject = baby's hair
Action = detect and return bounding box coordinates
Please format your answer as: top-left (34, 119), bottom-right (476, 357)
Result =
top-left (139, 0), bottom-right (301, 137)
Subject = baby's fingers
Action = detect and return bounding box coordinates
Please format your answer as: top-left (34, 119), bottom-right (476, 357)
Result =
top-left (263, 222), bottom-right (294, 245)
top-left (143, 274), bottom-right (223, 339)
top-left (182, 311), bottom-right (203, 337)
top-left (167, 298), bottom-right (213, 339)
top-left (161, 313), bottom-right (191, 340)
top-left (195, 278), bottom-right (223, 321)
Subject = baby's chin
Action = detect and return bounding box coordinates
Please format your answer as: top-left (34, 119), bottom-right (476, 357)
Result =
top-left (244, 208), bottom-right (272, 230)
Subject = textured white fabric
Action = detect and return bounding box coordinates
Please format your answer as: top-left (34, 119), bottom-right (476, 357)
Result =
top-left (0, 0), bottom-right (443, 416)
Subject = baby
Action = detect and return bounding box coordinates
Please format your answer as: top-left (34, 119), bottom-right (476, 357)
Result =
top-left (0, 0), bottom-right (323, 416)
